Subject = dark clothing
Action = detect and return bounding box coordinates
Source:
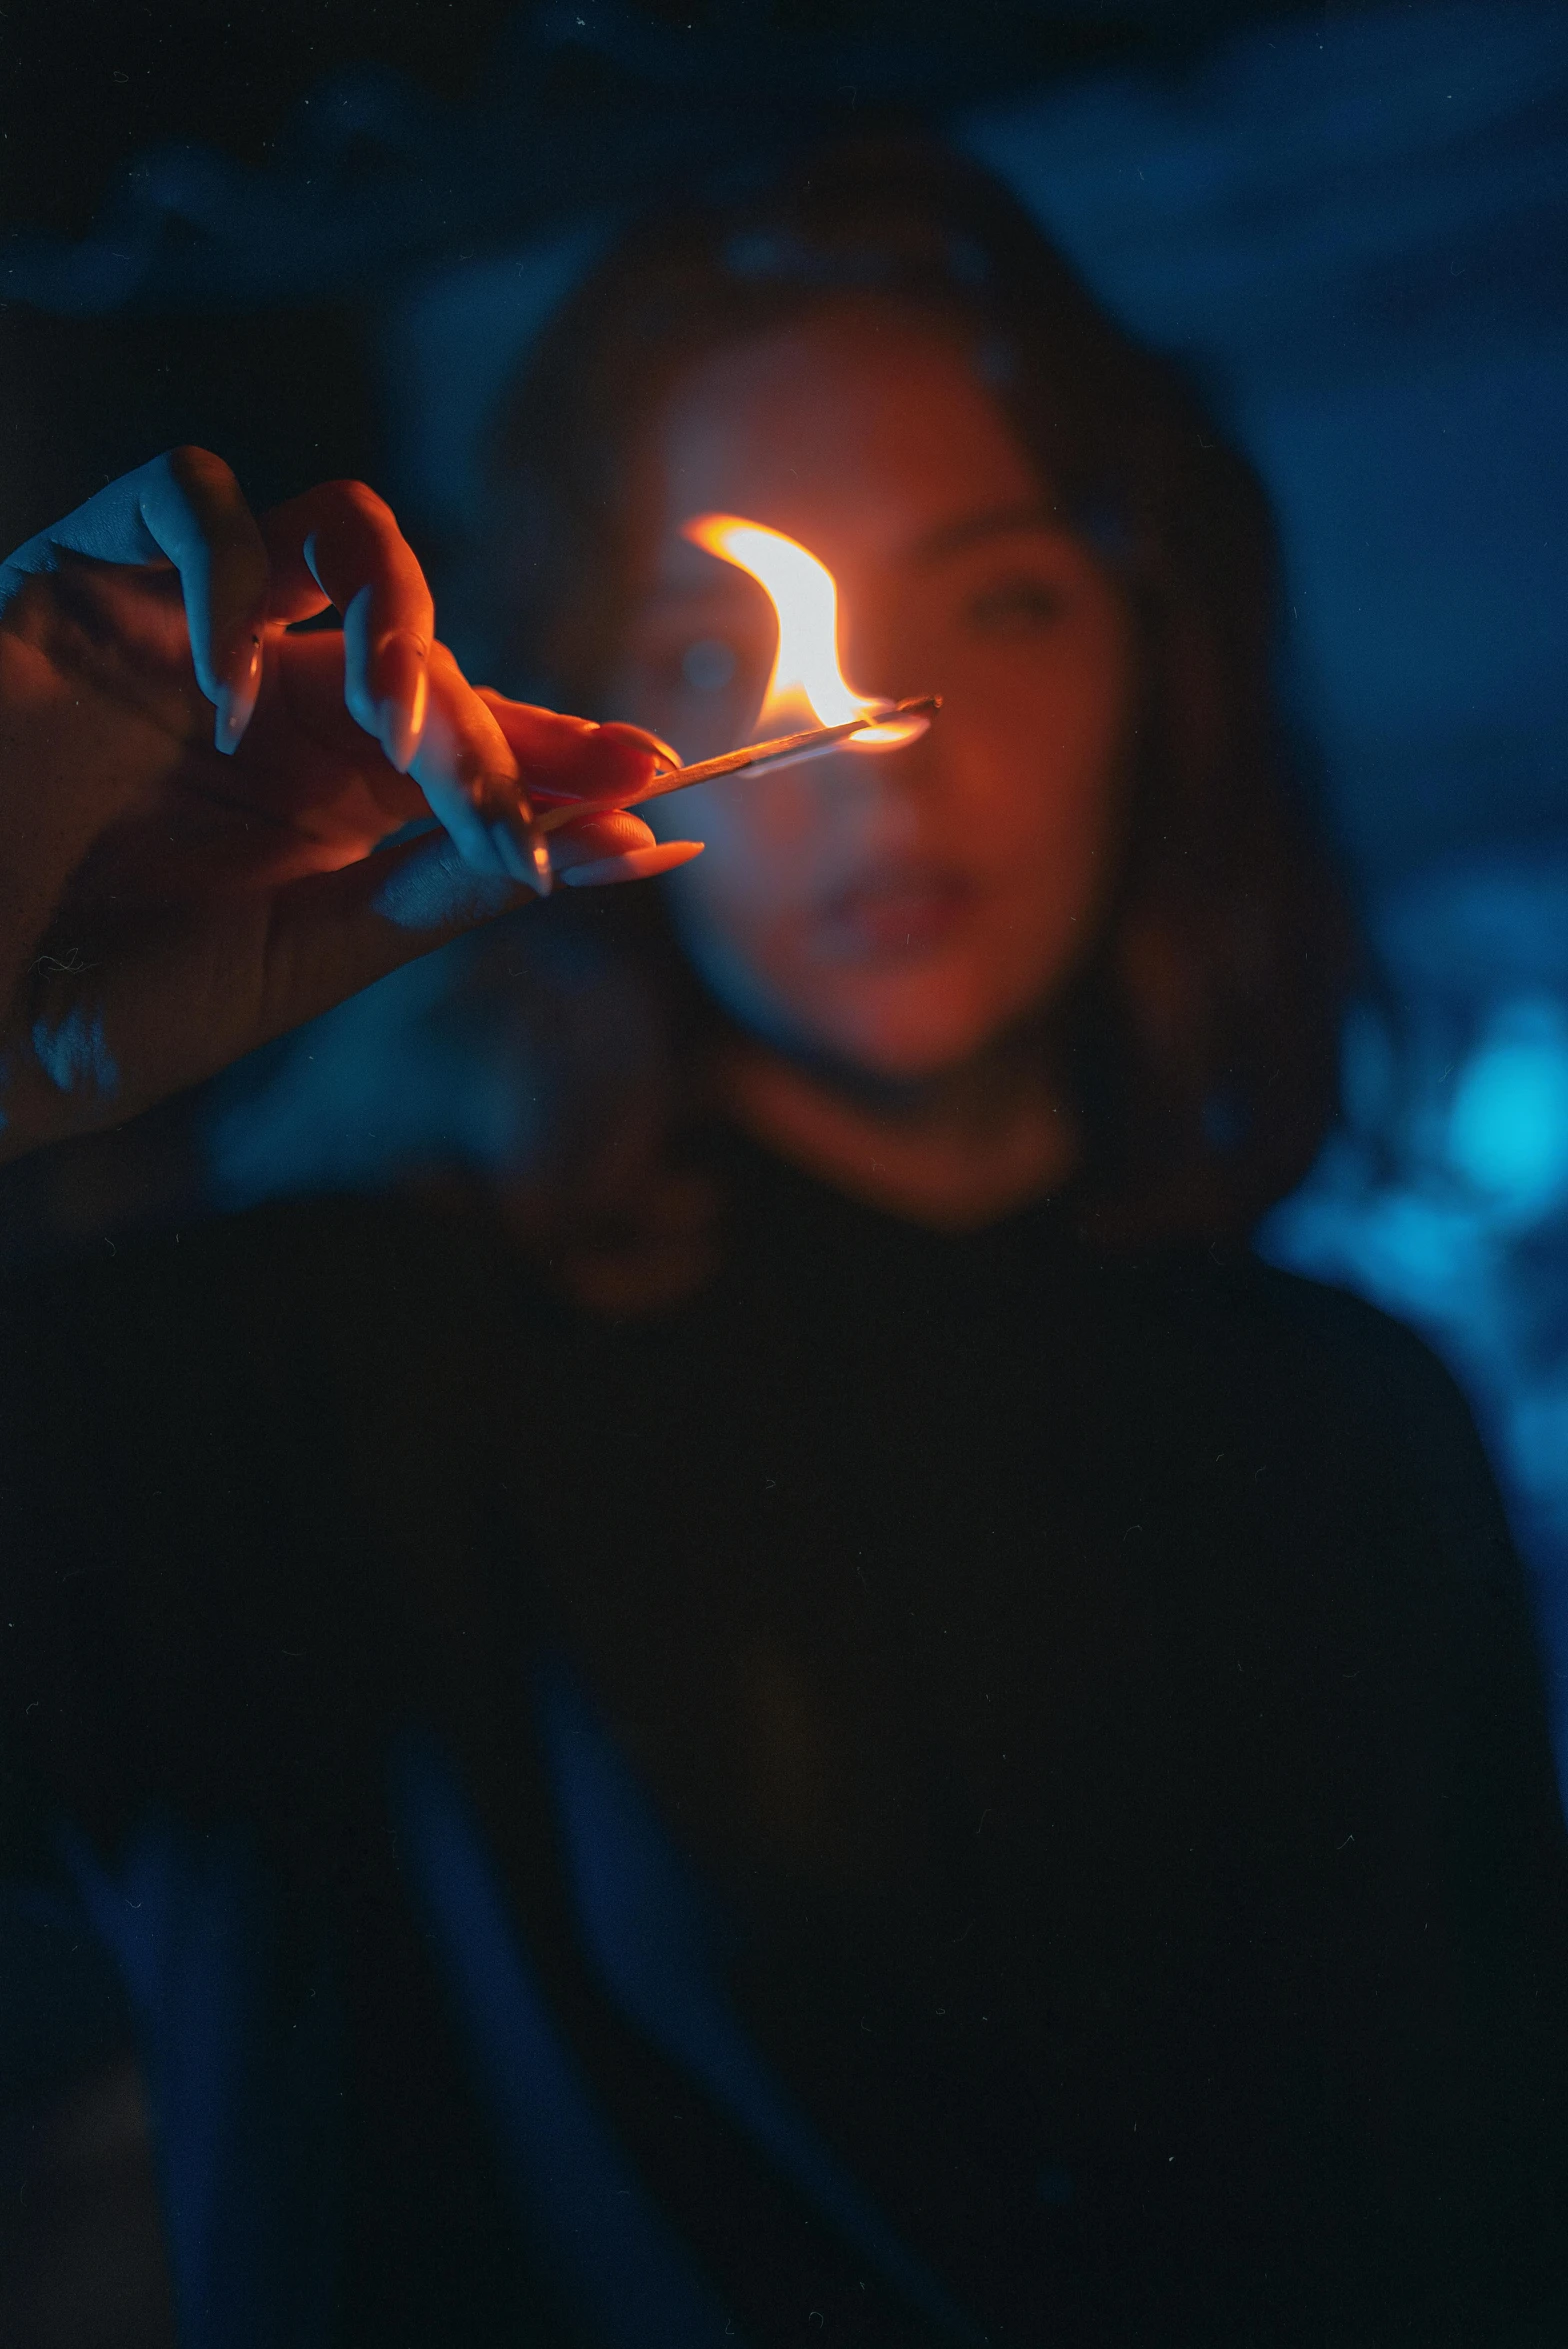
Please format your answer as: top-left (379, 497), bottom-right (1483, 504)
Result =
top-left (4, 1132), bottom-right (1567, 2346)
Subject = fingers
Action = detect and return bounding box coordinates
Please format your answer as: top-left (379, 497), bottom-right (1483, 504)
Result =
top-left (561, 843), bottom-right (704, 888)
top-left (270, 630), bottom-right (671, 891)
top-left (268, 625), bottom-right (554, 890)
top-left (546, 810), bottom-right (705, 890)
top-left (0, 449), bottom-right (682, 909)
top-left (325, 819), bottom-right (701, 948)
top-left (139, 452), bottom-right (271, 748)
top-left (262, 480), bottom-right (435, 773)
top-left (407, 656), bottom-right (680, 892)
top-left (0, 447), bottom-right (270, 753)
top-left (408, 643), bottom-right (550, 891)
top-left (0, 814), bottom-right (705, 1159)
top-left (233, 820), bottom-right (703, 1046)
top-left (479, 693), bottom-right (670, 806)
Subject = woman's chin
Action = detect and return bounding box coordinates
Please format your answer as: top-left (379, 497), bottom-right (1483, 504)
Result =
top-left (803, 983), bottom-right (1005, 1089)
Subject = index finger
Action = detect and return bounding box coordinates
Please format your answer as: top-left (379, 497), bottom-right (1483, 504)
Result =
top-left (262, 480), bottom-right (435, 774)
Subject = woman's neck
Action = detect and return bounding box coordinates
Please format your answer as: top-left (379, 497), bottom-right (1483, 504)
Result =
top-left (722, 1037), bottom-right (1076, 1231)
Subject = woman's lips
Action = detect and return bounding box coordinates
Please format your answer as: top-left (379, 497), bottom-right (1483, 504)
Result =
top-left (813, 864), bottom-right (975, 961)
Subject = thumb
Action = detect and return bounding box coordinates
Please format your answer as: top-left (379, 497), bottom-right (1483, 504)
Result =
top-left (173, 821), bottom-right (694, 1071)
top-left (4, 825), bottom-right (703, 1160)
top-left (240, 819), bottom-right (703, 1036)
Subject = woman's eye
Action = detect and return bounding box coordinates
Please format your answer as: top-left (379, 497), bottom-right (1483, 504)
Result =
top-left (632, 634), bottom-right (750, 704)
top-left (966, 580), bottom-right (1069, 634)
top-left (681, 637), bottom-right (739, 692)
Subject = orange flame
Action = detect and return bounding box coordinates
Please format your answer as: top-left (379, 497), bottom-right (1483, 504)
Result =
top-left (682, 514), bottom-right (925, 750)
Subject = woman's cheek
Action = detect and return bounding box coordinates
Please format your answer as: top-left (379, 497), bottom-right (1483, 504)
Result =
top-left (652, 777), bottom-right (822, 1008)
top-left (644, 768), bottom-right (818, 864)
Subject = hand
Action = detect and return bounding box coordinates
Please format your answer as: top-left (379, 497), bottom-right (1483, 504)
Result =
top-left (0, 448), bottom-right (701, 1166)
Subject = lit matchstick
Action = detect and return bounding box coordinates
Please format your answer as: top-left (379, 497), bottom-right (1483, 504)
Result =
top-left (538, 511), bottom-right (939, 847)
top-left (535, 693), bottom-right (941, 835)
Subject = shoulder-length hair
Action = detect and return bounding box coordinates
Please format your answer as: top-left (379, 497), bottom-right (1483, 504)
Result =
top-left (481, 134), bottom-right (1355, 1271)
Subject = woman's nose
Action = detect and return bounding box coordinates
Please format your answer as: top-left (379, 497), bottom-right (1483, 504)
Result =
top-left (814, 723), bottom-right (943, 828)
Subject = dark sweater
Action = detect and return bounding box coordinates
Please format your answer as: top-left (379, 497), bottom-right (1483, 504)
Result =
top-left (4, 1132), bottom-right (1566, 2347)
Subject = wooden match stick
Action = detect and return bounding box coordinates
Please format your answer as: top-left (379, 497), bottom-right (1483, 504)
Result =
top-left (535, 694), bottom-right (941, 835)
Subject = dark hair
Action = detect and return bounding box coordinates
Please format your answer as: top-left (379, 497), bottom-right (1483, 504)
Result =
top-left (483, 135), bottom-right (1355, 1273)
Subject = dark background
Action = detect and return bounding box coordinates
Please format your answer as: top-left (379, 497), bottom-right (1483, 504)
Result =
top-left (3, 0), bottom-right (1567, 1767)
top-left (3, 0), bottom-right (1562, 876)
top-left (0, 0), bottom-right (1339, 543)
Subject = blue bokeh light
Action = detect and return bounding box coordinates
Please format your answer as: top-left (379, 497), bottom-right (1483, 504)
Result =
top-left (1445, 999), bottom-right (1568, 1216)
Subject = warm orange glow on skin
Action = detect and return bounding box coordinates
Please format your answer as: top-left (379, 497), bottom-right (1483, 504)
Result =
top-left (681, 513), bottom-right (925, 749)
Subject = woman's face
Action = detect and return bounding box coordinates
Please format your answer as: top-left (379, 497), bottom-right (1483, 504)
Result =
top-left (612, 308), bottom-right (1135, 1083)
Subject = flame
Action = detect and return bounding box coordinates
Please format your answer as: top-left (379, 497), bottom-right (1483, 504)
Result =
top-left (681, 513), bottom-right (923, 750)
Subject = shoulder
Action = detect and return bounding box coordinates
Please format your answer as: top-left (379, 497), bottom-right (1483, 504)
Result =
top-left (1088, 1249), bottom-right (1563, 1813)
top-left (1209, 1253), bottom-right (1501, 1508)
top-left (1115, 1240), bottom-right (1488, 1444)
top-left (1117, 1244), bottom-right (1523, 1611)
top-left (1061, 1233), bottom-right (1515, 1583)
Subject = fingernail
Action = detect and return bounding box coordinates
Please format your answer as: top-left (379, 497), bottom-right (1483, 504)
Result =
top-left (489, 823), bottom-right (530, 886)
top-left (562, 842), bottom-right (703, 889)
top-left (214, 634), bottom-right (261, 756)
top-left (373, 631), bottom-right (429, 773)
top-left (489, 812), bottom-right (552, 898)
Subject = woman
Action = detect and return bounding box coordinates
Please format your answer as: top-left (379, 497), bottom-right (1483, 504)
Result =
top-left (4, 141), bottom-right (1566, 2347)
